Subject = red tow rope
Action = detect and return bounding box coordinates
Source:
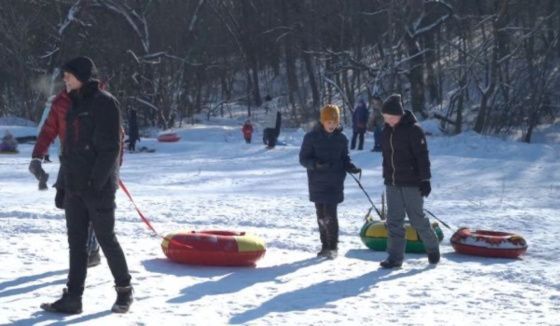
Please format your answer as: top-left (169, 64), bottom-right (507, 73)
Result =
top-left (118, 179), bottom-right (194, 250)
top-left (118, 179), bottom-right (160, 237)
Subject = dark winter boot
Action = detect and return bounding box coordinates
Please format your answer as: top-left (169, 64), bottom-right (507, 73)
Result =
top-left (325, 250), bottom-right (338, 260)
top-left (40, 288), bottom-right (82, 314)
top-left (111, 286), bottom-right (133, 313)
top-left (87, 249), bottom-right (101, 268)
top-left (379, 258), bottom-right (403, 269)
top-left (317, 244), bottom-right (329, 258)
top-left (428, 251), bottom-right (440, 264)
top-left (38, 173), bottom-right (49, 190)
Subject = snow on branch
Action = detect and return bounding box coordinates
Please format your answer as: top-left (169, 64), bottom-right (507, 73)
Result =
top-left (58, 0), bottom-right (85, 35)
top-left (130, 96), bottom-right (159, 112)
top-left (39, 48), bottom-right (60, 60)
top-left (408, 1), bottom-right (453, 39)
top-left (188, 0), bottom-right (206, 33)
top-left (127, 50), bottom-right (204, 66)
top-left (94, 0), bottom-right (150, 53)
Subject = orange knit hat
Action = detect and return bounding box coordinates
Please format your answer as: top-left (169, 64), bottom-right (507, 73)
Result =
top-left (320, 104), bottom-right (340, 124)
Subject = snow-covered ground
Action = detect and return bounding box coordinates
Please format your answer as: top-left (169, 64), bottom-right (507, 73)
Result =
top-left (0, 120), bottom-right (559, 325)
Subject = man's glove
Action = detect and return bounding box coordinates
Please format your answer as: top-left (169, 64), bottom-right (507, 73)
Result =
top-left (419, 180), bottom-right (431, 197)
top-left (55, 188), bottom-right (65, 209)
top-left (29, 159), bottom-right (49, 190)
top-left (346, 164), bottom-right (362, 174)
top-left (314, 161), bottom-right (331, 171)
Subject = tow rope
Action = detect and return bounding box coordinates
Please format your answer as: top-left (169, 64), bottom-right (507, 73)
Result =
top-left (118, 179), bottom-right (161, 237)
top-left (118, 179), bottom-right (194, 250)
top-left (348, 172), bottom-right (385, 220)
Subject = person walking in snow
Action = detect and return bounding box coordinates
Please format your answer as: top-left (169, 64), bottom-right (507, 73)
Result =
top-left (369, 96), bottom-right (383, 152)
top-left (262, 105), bottom-right (281, 149)
top-left (299, 104), bottom-right (362, 259)
top-left (40, 56), bottom-right (133, 314)
top-left (350, 99), bottom-right (369, 150)
top-left (242, 119), bottom-right (253, 143)
top-left (127, 109), bottom-right (140, 152)
top-left (29, 88), bottom-right (101, 266)
top-left (378, 94), bottom-right (440, 269)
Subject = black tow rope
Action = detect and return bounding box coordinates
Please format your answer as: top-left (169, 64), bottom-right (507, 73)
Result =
top-left (348, 172), bottom-right (385, 221)
top-left (424, 208), bottom-right (455, 231)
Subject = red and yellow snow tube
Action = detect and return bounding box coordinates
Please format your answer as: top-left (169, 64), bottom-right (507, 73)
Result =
top-left (157, 132), bottom-right (181, 142)
top-left (161, 230), bottom-right (266, 266)
top-left (451, 227), bottom-right (528, 258)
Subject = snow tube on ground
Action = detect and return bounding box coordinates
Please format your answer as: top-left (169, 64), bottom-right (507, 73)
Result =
top-left (157, 133), bottom-right (181, 142)
top-left (450, 227), bottom-right (527, 258)
top-left (161, 230), bottom-right (266, 266)
top-left (360, 220), bottom-right (444, 253)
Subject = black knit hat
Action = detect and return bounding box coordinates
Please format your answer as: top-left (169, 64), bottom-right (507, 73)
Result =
top-left (62, 56), bottom-right (97, 83)
top-left (382, 94), bottom-right (404, 116)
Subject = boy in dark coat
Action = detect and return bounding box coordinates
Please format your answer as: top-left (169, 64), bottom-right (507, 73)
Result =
top-left (379, 94), bottom-right (440, 268)
top-left (299, 104), bottom-right (361, 259)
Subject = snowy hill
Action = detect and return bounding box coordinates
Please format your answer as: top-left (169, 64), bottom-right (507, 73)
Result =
top-left (0, 122), bottom-right (559, 325)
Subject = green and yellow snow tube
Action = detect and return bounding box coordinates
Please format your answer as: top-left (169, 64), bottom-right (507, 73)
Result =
top-left (360, 220), bottom-right (444, 253)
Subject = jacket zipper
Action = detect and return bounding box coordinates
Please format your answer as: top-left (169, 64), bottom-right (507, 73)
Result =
top-left (390, 129), bottom-right (396, 186)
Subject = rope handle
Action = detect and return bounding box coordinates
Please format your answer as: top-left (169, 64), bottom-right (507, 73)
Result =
top-left (347, 172), bottom-right (384, 221)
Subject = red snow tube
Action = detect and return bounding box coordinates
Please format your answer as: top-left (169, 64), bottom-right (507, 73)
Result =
top-left (451, 227), bottom-right (528, 258)
top-left (157, 133), bottom-right (181, 142)
top-left (161, 230), bottom-right (266, 266)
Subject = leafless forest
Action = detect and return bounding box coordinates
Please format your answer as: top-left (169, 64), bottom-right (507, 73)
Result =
top-left (1, 0), bottom-right (558, 142)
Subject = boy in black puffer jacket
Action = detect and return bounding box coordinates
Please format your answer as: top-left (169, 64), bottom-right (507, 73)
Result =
top-left (299, 104), bottom-right (361, 259)
top-left (379, 94), bottom-right (440, 269)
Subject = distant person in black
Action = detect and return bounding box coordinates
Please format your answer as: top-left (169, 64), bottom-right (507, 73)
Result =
top-left (263, 106), bottom-right (281, 149)
top-left (127, 109), bottom-right (139, 152)
top-left (369, 96), bottom-right (384, 152)
top-left (351, 99), bottom-right (369, 150)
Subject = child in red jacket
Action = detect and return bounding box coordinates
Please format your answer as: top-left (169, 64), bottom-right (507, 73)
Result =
top-left (242, 119), bottom-right (253, 144)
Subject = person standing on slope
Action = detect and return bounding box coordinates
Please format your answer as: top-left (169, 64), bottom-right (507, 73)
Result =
top-left (378, 94), bottom-right (440, 269)
top-left (29, 85), bottom-right (101, 267)
top-left (299, 104), bottom-right (362, 259)
top-left (40, 56), bottom-right (133, 314)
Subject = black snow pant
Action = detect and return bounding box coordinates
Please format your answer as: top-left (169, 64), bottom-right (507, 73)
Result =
top-left (56, 161), bottom-right (99, 256)
top-left (128, 139), bottom-right (137, 152)
top-left (263, 128), bottom-right (278, 148)
top-left (315, 203), bottom-right (339, 250)
top-left (64, 190), bottom-right (131, 295)
top-left (351, 131), bottom-right (365, 150)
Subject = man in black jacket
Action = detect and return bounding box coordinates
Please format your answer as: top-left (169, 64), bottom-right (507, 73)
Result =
top-left (379, 94), bottom-right (440, 268)
top-left (40, 57), bottom-right (133, 314)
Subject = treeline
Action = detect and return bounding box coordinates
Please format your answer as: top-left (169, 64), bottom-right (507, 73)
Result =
top-left (0, 0), bottom-right (558, 142)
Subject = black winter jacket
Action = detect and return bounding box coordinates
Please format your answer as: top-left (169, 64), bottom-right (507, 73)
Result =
top-left (381, 110), bottom-right (431, 186)
top-left (299, 123), bottom-right (354, 204)
top-left (62, 81), bottom-right (122, 193)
